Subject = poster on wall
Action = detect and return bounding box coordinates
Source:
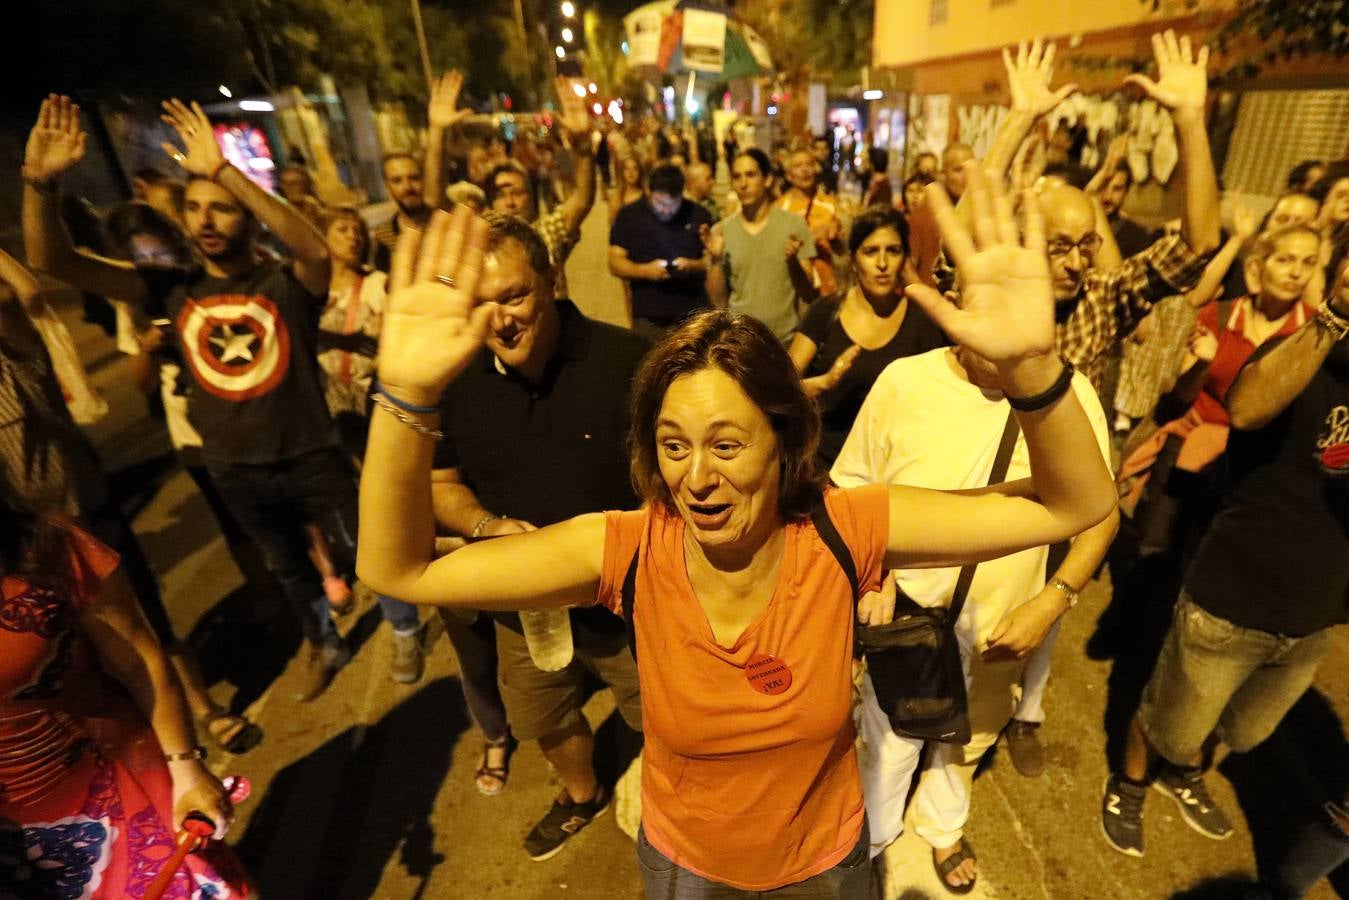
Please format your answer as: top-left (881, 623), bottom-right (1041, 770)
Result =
top-left (681, 8), bottom-right (727, 72)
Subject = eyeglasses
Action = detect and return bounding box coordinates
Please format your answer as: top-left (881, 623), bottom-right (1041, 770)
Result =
top-left (1046, 233), bottom-right (1103, 259)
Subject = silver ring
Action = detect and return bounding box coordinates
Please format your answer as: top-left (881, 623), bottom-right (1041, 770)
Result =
top-left (434, 274), bottom-right (457, 288)
top-left (172, 153), bottom-right (185, 163)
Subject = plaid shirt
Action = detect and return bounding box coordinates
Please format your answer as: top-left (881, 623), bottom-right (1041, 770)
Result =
top-left (534, 208), bottom-right (578, 267)
top-left (1054, 234), bottom-right (1208, 393)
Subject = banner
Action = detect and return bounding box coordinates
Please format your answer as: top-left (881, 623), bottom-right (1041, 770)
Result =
top-left (624, 5), bottom-right (666, 67)
top-left (681, 8), bottom-right (727, 73)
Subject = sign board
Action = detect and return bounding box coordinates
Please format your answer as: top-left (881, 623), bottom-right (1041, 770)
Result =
top-left (682, 8), bottom-right (727, 73)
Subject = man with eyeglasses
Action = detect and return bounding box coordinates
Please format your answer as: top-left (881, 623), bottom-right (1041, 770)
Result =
top-left (976, 34), bottom-right (1223, 393)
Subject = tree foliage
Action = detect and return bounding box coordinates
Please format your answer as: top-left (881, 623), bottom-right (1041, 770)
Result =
top-left (1154, 0), bottom-right (1348, 78)
top-left (736, 0), bottom-right (874, 87)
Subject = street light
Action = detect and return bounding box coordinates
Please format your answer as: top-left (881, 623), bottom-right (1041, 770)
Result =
top-left (218, 85), bottom-right (233, 98)
top-left (561, 26), bottom-right (574, 42)
top-left (588, 82), bottom-right (597, 94)
top-left (572, 82), bottom-right (587, 97)
top-left (555, 45), bottom-right (565, 58)
top-left (561, 0), bottom-right (574, 15)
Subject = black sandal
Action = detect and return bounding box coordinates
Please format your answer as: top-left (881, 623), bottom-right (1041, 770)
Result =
top-left (932, 839), bottom-right (976, 895)
top-left (202, 711), bottom-right (263, 755)
top-left (475, 736), bottom-right (513, 797)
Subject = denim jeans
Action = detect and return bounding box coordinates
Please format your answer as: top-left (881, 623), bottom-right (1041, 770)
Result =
top-left (1267, 798), bottom-right (1349, 898)
top-left (1138, 592), bottom-right (1333, 766)
top-left (636, 817), bottom-right (871, 899)
top-left (439, 609), bottom-right (509, 743)
top-left (208, 446), bottom-right (418, 644)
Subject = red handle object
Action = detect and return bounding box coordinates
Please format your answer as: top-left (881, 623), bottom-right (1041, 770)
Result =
top-left (142, 775), bottom-right (251, 900)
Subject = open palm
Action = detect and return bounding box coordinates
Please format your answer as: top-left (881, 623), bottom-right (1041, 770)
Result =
top-left (1125, 30), bottom-right (1209, 114)
top-left (1002, 39), bottom-right (1077, 118)
top-left (554, 77), bottom-right (592, 148)
top-left (906, 166), bottom-right (1055, 363)
top-left (25, 95), bottom-right (88, 181)
top-left (428, 70), bottom-right (468, 130)
top-left (378, 207), bottom-right (493, 404)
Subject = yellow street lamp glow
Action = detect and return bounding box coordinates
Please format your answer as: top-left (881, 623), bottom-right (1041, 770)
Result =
top-left (561, 1), bottom-right (575, 16)
top-left (555, 45), bottom-right (565, 58)
top-left (561, 27), bottom-right (574, 42)
top-left (572, 82), bottom-right (587, 97)
top-left (588, 82), bottom-right (597, 94)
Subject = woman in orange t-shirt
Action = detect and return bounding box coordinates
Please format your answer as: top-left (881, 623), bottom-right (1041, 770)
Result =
top-left (357, 171), bottom-right (1117, 896)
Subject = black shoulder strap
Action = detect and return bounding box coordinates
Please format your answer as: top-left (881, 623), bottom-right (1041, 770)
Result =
top-left (949, 411), bottom-right (1021, 622)
top-left (621, 548), bottom-right (641, 661)
top-left (811, 498), bottom-right (860, 602)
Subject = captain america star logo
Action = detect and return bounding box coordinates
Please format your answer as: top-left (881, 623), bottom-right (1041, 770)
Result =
top-left (177, 294), bottom-right (291, 401)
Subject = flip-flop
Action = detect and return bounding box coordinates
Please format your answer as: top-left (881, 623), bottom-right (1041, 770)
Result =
top-left (202, 711), bottom-right (263, 755)
top-left (933, 839), bottom-right (976, 895)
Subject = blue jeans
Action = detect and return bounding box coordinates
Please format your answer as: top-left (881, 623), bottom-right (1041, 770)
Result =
top-left (208, 447), bottom-right (415, 643)
top-left (636, 818), bottom-right (871, 899)
top-left (1266, 798), bottom-right (1349, 898)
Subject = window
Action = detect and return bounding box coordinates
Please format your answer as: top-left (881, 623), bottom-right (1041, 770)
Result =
top-left (1222, 89), bottom-right (1349, 196)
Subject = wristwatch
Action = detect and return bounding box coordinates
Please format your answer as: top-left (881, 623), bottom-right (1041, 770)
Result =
top-left (1050, 578), bottom-right (1079, 608)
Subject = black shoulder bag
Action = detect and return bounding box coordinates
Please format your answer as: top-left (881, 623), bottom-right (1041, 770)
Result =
top-left (846, 411), bottom-right (1022, 745)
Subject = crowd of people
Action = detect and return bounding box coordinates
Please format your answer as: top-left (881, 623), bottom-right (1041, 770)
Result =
top-left (1, 26), bottom-right (1345, 900)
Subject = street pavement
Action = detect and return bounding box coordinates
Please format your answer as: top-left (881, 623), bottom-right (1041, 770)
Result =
top-left (65, 197), bottom-right (1346, 899)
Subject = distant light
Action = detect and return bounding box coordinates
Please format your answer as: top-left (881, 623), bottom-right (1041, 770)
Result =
top-left (561, 0), bottom-right (575, 15)
top-left (862, 89), bottom-right (883, 100)
top-left (555, 45), bottom-right (565, 58)
top-left (239, 100), bottom-right (274, 112)
top-left (608, 100), bottom-right (623, 124)
top-left (218, 85), bottom-right (233, 98)
top-left (587, 82), bottom-right (597, 94)
top-left (621, 41), bottom-right (629, 54)
top-left (686, 98), bottom-right (700, 114)
top-left (572, 82), bottom-right (587, 97)
top-left (767, 105), bottom-right (778, 115)
top-left (561, 27), bottom-right (574, 43)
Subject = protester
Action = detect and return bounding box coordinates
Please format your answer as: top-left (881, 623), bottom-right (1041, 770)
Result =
top-left (776, 148), bottom-right (844, 295)
top-left (1287, 159), bottom-right (1327, 194)
top-left (429, 216), bottom-right (648, 856)
top-left (831, 308), bottom-right (1117, 890)
top-left (914, 151), bottom-right (939, 179)
top-left (940, 143), bottom-right (975, 201)
top-left (372, 152), bottom-right (432, 272)
top-left (422, 69), bottom-right (471, 218)
top-left (132, 167), bottom-right (186, 226)
top-left (1101, 258), bottom-right (1349, 859)
top-left (684, 161), bottom-right (719, 221)
top-left (277, 163), bottom-right (325, 224)
top-left (0, 470), bottom-right (247, 897)
top-left (24, 94), bottom-right (365, 700)
top-left (813, 133), bottom-right (840, 194)
top-left (788, 207), bottom-right (947, 466)
top-left (900, 173), bottom-right (934, 214)
top-left (1087, 138), bottom-right (1154, 257)
top-left (355, 165), bottom-right (1116, 896)
top-left (705, 148), bottom-right (818, 341)
top-left (608, 162), bottom-right (713, 339)
top-left (609, 153), bottom-right (646, 225)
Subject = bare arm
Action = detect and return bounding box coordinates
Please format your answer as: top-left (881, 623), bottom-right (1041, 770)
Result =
top-left (608, 245), bottom-right (669, 282)
top-left (0, 248), bottom-right (43, 313)
top-left (983, 40), bottom-right (1078, 187)
top-left (787, 251), bottom-right (818, 303)
top-left (886, 171), bottom-right (1117, 570)
top-left (22, 96), bottom-right (151, 304)
top-left (1183, 230), bottom-right (1246, 308)
top-left (79, 569), bottom-right (232, 837)
top-left (704, 222), bottom-right (729, 308)
top-left (159, 99), bottom-right (330, 294)
top-left (1227, 312), bottom-right (1347, 430)
top-left (1085, 135), bottom-right (1128, 195)
top-left (554, 78), bottom-right (597, 239)
top-left (1092, 196), bottom-right (1123, 272)
top-left (1125, 32), bottom-right (1221, 257)
top-left (424, 71), bottom-right (467, 210)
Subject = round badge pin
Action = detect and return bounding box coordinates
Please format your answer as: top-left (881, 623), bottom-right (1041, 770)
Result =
top-left (745, 654), bottom-right (793, 695)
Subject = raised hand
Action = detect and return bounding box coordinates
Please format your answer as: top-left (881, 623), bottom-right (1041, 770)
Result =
top-left (701, 222), bottom-right (725, 258)
top-left (1231, 201), bottom-right (1258, 241)
top-left (906, 164), bottom-right (1055, 364)
top-left (784, 234), bottom-right (804, 259)
top-left (24, 95), bottom-right (89, 182)
top-left (1001, 38), bottom-right (1078, 119)
top-left (1124, 30), bottom-right (1209, 116)
top-left (378, 205), bottom-right (492, 405)
top-left (429, 70), bottom-right (468, 131)
top-left (554, 76), bottom-right (593, 150)
top-left (160, 99), bottom-right (226, 178)
top-left (1188, 322), bottom-right (1218, 363)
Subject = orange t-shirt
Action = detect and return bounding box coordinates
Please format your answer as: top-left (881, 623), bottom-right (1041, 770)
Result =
top-left (594, 485), bottom-right (888, 890)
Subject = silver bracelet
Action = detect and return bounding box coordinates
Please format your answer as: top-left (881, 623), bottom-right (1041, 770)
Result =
top-left (372, 391), bottom-right (444, 441)
top-left (470, 513), bottom-right (502, 538)
top-left (1314, 302), bottom-right (1349, 343)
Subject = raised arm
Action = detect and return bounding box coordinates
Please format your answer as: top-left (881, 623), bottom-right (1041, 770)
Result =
top-left (356, 206), bottom-right (605, 608)
top-left (22, 95), bottom-right (150, 305)
top-left (1183, 209), bottom-right (1253, 308)
top-left (553, 78), bottom-right (597, 239)
top-left (982, 40), bottom-right (1078, 187)
top-left (1124, 31), bottom-right (1221, 257)
top-left (159, 99), bottom-right (330, 294)
top-left (424, 71), bottom-right (468, 210)
top-left (1227, 305), bottom-right (1349, 430)
top-left (703, 222), bottom-right (729, 308)
top-left (886, 167), bottom-right (1117, 570)
top-left (1084, 135), bottom-right (1128, 196)
top-left (0, 248), bottom-right (44, 314)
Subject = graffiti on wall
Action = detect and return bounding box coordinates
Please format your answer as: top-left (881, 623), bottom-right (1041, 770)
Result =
top-left (955, 103), bottom-right (1009, 160)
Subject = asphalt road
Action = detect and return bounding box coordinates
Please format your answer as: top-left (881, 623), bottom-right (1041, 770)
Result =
top-left (66, 198), bottom-right (1347, 900)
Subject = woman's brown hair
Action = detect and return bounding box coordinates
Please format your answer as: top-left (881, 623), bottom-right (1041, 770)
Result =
top-left (628, 310), bottom-right (826, 519)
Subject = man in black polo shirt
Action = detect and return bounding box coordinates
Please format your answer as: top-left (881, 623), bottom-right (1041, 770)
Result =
top-left (1102, 293), bottom-right (1349, 859)
top-left (431, 216), bottom-right (649, 861)
top-left (608, 162), bottom-right (713, 339)
top-left (23, 94), bottom-right (423, 701)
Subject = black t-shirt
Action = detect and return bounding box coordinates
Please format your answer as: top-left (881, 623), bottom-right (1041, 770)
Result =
top-left (141, 261), bottom-right (337, 467)
top-left (1112, 216), bottom-right (1155, 259)
top-left (609, 198), bottom-right (714, 324)
top-left (1185, 346), bottom-right (1349, 636)
top-left (800, 294), bottom-right (949, 465)
top-left (433, 301), bottom-right (652, 633)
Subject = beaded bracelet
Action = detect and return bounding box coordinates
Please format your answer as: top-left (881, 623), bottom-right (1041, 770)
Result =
top-left (164, 745), bottom-right (207, 763)
top-left (1314, 302), bottom-right (1349, 343)
top-left (372, 392), bottom-right (445, 441)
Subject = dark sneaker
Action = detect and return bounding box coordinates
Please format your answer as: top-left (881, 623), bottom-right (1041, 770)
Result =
top-left (524, 785), bottom-right (611, 861)
top-left (295, 638), bottom-right (351, 703)
top-left (1004, 719), bottom-right (1046, 777)
top-left (1153, 766), bottom-right (1234, 840)
top-left (1102, 773), bottom-right (1147, 857)
top-left (390, 628), bottom-right (424, 684)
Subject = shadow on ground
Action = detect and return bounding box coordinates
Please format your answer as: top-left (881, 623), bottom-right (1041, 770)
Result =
top-left (235, 676), bottom-right (470, 899)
